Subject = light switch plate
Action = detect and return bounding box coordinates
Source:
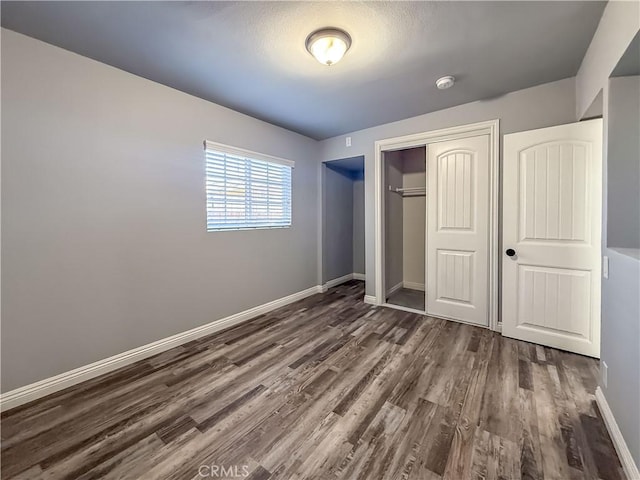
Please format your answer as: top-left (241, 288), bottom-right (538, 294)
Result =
top-left (346, 136), bottom-right (352, 147)
top-left (603, 255), bottom-right (609, 279)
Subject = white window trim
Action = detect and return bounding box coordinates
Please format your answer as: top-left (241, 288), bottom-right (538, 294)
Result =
top-left (204, 140), bottom-right (294, 232)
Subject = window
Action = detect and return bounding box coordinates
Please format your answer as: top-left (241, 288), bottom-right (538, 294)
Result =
top-left (204, 141), bottom-right (293, 231)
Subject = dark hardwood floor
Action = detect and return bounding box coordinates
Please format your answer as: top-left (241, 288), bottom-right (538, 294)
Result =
top-left (1, 281), bottom-right (624, 480)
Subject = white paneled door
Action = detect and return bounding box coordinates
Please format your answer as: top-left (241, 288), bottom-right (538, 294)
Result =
top-left (503, 120), bottom-right (602, 357)
top-left (427, 135), bottom-right (489, 326)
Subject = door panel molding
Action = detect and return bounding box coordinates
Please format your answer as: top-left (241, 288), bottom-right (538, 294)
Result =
top-left (436, 149), bottom-right (475, 232)
top-left (518, 140), bottom-right (593, 244)
top-left (435, 249), bottom-right (474, 305)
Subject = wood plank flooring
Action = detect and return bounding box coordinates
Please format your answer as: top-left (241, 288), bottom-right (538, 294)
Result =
top-left (1, 281), bottom-right (624, 480)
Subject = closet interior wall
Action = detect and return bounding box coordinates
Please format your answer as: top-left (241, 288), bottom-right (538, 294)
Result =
top-left (353, 172), bottom-right (365, 277)
top-left (322, 157), bottom-right (365, 285)
top-left (384, 151), bottom-right (404, 294)
top-left (402, 147), bottom-right (426, 291)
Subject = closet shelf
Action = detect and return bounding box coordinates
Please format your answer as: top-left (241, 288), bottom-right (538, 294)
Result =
top-left (388, 185), bottom-right (426, 196)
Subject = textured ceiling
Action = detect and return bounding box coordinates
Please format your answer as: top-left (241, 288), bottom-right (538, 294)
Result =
top-left (1, 1), bottom-right (605, 140)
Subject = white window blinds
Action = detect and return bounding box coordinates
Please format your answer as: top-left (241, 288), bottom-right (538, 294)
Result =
top-left (204, 141), bottom-right (293, 231)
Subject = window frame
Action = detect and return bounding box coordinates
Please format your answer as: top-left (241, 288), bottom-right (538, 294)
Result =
top-left (204, 140), bottom-right (294, 232)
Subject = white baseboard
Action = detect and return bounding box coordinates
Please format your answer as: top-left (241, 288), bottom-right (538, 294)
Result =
top-left (322, 272), bottom-right (366, 292)
top-left (386, 282), bottom-right (404, 297)
top-left (323, 273), bottom-right (354, 291)
top-left (0, 285), bottom-right (323, 412)
top-left (363, 295), bottom-right (377, 305)
top-left (403, 281), bottom-right (425, 291)
top-left (595, 386), bottom-right (640, 480)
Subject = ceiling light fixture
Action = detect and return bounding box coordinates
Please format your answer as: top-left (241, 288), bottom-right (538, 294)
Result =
top-left (436, 76), bottom-right (455, 90)
top-left (305, 28), bottom-right (352, 66)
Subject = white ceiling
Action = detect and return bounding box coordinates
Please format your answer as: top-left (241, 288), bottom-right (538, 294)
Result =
top-left (1, 1), bottom-right (605, 139)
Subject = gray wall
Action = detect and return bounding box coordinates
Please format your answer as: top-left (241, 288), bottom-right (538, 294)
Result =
top-left (598, 75), bottom-right (640, 469)
top-left (384, 152), bottom-right (404, 293)
top-left (320, 77), bottom-right (578, 297)
top-left (577, 5), bottom-right (640, 468)
top-left (600, 248), bottom-right (640, 466)
top-left (353, 179), bottom-right (365, 275)
top-left (322, 165), bottom-right (354, 283)
top-left (1, 29), bottom-right (320, 392)
top-left (607, 76), bottom-right (640, 248)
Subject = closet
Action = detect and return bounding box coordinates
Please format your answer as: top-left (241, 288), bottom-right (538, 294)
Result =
top-left (322, 156), bottom-right (365, 286)
top-left (384, 147), bottom-right (426, 311)
top-left (379, 129), bottom-right (493, 327)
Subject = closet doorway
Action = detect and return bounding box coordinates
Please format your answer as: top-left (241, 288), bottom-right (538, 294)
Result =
top-left (384, 147), bottom-right (426, 311)
top-left (322, 156), bottom-right (365, 288)
top-left (375, 120), bottom-right (500, 330)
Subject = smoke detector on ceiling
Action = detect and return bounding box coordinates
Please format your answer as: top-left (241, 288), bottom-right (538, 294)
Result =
top-left (436, 76), bottom-right (455, 90)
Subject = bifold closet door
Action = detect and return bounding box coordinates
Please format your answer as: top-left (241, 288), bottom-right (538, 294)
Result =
top-left (427, 135), bottom-right (489, 326)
